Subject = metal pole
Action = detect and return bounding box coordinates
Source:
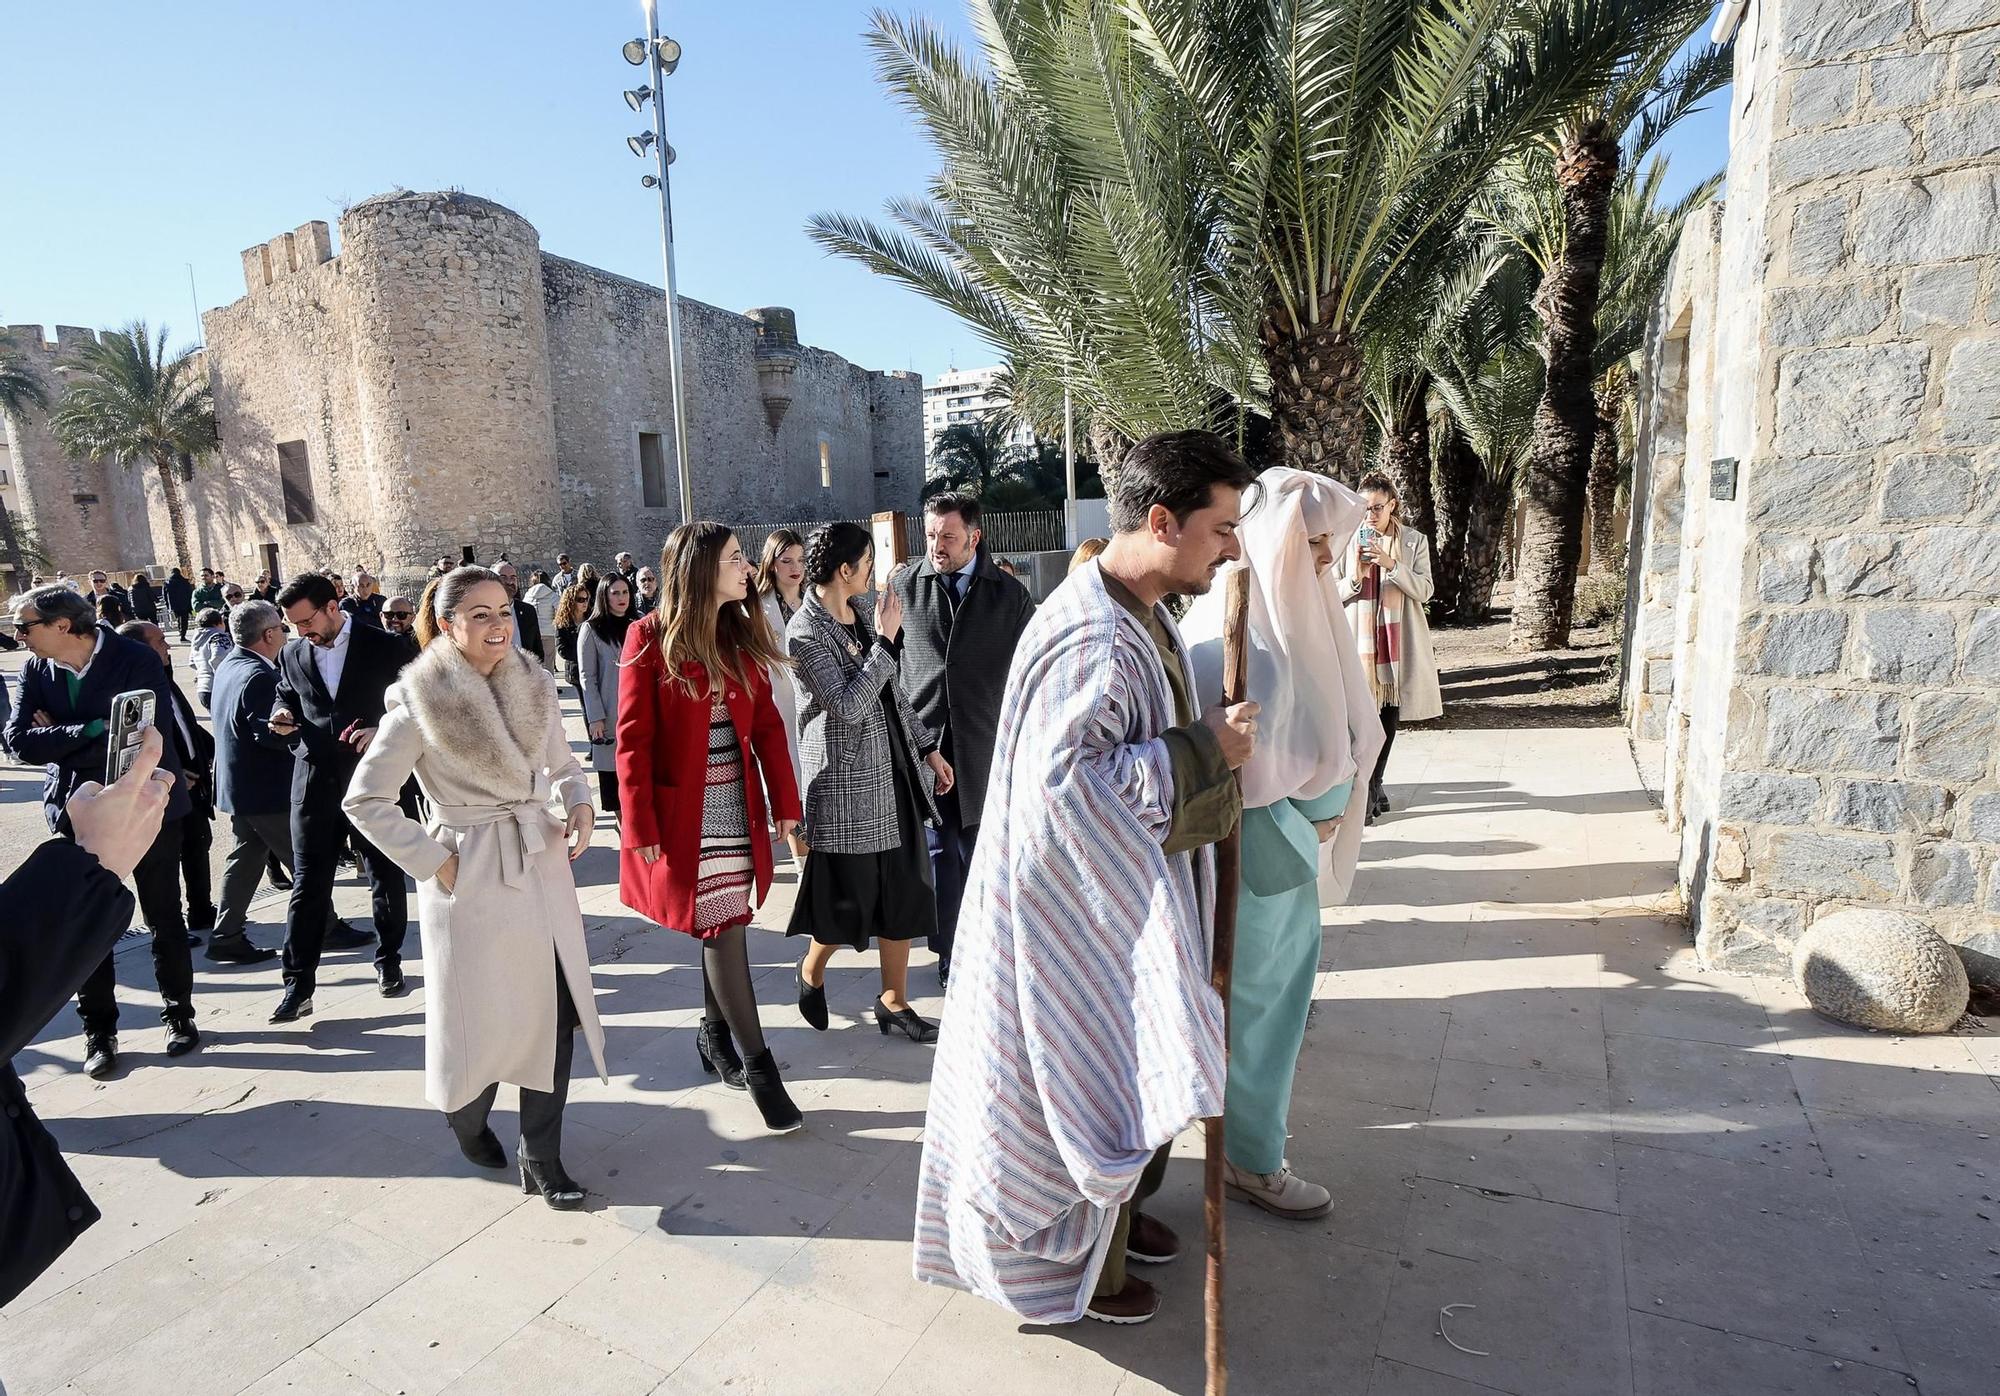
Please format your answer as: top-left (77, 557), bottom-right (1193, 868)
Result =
top-left (1062, 386), bottom-right (1076, 547)
top-left (644, 0), bottom-right (695, 523)
top-left (187, 265), bottom-right (203, 347)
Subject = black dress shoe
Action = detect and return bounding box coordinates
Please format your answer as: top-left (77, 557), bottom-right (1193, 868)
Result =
top-left (164, 1018), bottom-right (200, 1056)
top-left (83, 1031), bottom-right (118, 1080)
top-left (326, 920), bottom-right (375, 950)
top-left (183, 930), bottom-right (203, 946)
top-left (377, 962), bottom-right (407, 997)
top-left (269, 987), bottom-right (314, 1023)
top-left (874, 1000), bottom-right (939, 1043)
top-left (205, 934), bottom-right (278, 964)
top-left (937, 958), bottom-right (952, 993)
top-left (455, 1126), bottom-right (507, 1170)
top-left (696, 1018), bottom-right (747, 1089)
top-left (520, 1156), bottom-right (586, 1210)
top-left (266, 867), bottom-right (293, 891)
top-left (796, 961), bottom-right (829, 1032)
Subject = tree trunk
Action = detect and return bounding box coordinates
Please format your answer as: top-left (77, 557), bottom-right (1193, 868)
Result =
top-left (1090, 422), bottom-right (1134, 498)
top-left (0, 495), bottom-right (28, 596)
top-left (1455, 472), bottom-right (1511, 625)
top-left (1379, 373), bottom-right (1434, 535)
top-left (154, 452), bottom-right (194, 578)
top-left (1509, 123), bottom-right (1619, 652)
top-left (1586, 404), bottom-right (1620, 574)
top-left (1430, 418), bottom-right (1476, 623)
top-left (1260, 297), bottom-right (1368, 485)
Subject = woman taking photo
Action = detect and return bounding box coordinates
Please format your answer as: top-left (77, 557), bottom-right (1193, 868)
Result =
top-left (578, 573), bottom-right (634, 818)
top-left (344, 566), bottom-right (605, 1210)
top-left (616, 523), bottom-right (806, 1133)
top-left (786, 522), bottom-right (952, 1045)
top-left (754, 528), bottom-right (807, 794)
top-left (1338, 472), bottom-right (1441, 822)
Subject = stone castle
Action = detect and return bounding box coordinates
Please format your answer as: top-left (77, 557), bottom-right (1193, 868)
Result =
top-left (1624, 1), bottom-right (1999, 977)
top-left (3, 188), bottom-right (924, 585)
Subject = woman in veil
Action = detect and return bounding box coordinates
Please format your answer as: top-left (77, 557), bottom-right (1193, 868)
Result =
top-left (1185, 466), bottom-right (1385, 1219)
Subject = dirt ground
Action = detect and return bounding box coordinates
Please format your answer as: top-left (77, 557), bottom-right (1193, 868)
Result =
top-left (1427, 583), bottom-right (1623, 729)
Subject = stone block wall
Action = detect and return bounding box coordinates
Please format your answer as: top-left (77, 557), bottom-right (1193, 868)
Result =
top-left (1625, 0), bottom-right (2000, 979)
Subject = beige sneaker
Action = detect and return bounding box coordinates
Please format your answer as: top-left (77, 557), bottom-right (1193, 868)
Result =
top-left (1223, 1159), bottom-right (1333, 1219)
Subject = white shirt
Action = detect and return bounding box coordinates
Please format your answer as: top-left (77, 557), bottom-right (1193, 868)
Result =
top-left (312, 615), bottom-right (352, 698)
top-left (53, 630), bottom-right (107, 681)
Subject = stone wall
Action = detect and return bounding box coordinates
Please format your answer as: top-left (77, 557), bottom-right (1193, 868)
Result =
top-left (1625, 0), bottom-right (2000, 979)
top-left (10, 189), bottom-right (921, 594)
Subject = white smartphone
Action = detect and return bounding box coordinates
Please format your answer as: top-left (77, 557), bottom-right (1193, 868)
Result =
top-left (105, 689), bottom-right (158, 783)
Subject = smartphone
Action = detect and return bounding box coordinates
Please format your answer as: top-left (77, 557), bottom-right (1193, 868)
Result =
top-left (105, 689), bottom-right (158, 783)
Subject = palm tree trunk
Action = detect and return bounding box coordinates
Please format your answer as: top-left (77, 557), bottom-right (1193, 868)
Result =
top-left (1089, 422), bottom-right (1133, 497)
top-left (1380, 373), bottom-right (1434, 535)
top-left (1586, 404), bottom-right (1620, 574)
top-left (0, 496), bottom-right (28, 595)
top-left (1455, 473), bottom-right (1511, 625)
top-left (1510, 123), bottom-right (1619, 652)
top-left (1430, 418), bottom-right (1476, 623)
top-left (1260, 300), bottom-right (1368, 484)
top-left (154, 451), bottom-right (194, 578)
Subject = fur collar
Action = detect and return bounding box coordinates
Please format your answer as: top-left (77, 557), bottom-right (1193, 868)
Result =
top-left (392, 640), bottom-right (555, 803)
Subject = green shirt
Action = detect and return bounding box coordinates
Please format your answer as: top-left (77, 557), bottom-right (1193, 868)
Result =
top-left (1100, 571), bottom-right (1241, 854)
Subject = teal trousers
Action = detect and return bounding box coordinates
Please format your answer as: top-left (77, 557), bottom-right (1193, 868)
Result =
top-left (1223, 781), bottom-right (1352, 1175)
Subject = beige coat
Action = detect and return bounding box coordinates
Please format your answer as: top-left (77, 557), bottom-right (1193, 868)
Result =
top-left (1338, 524), bottom-right (1443, 723)
top-left (343, 641), bottom-right (608, 1114)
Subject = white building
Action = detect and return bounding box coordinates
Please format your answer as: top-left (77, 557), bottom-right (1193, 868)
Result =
top-left (921, 365), bottom-right (1037, 463)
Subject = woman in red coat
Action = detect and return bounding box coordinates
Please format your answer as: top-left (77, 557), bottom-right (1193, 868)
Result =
top-left (617, 522), bottom-right (806, 1132)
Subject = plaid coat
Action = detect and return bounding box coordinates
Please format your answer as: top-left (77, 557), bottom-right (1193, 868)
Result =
top-left (786, 591), bottom-right (939, 854)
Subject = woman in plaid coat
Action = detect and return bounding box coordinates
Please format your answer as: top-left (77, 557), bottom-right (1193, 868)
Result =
top-left (786, 522), bottom-right (953, 1044)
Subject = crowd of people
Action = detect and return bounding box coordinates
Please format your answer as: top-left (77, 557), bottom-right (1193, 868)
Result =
top-left (1, 432), bottom-right (1444, 1325)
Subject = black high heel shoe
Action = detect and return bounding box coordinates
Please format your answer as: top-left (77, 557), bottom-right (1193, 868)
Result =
top-left (696, 1018), bottom-right (747, 1090)
top-left (796, 961), bottom-right (829, 1032)
top-left (874, 1000), bottom-right (938, 1043)
top-left (454, 1126), bottom-right (507, 1170)
top-left (520, 1156), bottom-right (586, 1210)
top-left (742, 1049), bottom-right (804, 1133)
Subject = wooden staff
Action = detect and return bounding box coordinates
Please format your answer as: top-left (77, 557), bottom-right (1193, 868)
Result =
top-left (1205, 564), bottom-right (1251, 1396)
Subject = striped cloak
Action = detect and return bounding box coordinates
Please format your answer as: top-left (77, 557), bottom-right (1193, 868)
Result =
top-left (913, 561), bottom-right (1225, 1323)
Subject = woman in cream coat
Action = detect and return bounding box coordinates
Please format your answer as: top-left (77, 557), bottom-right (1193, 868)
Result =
top-left (1338, 471), bottom-right (1443, 821)
top-left (344, 566), bottom-right (605, 1209)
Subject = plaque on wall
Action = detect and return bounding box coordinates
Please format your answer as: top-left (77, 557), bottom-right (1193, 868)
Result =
top-left (1710, 457), bottom-right (1738, 501)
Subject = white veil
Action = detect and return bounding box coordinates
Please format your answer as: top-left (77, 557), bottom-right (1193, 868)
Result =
top-left (1185, 466), bottom-right (1386, 904)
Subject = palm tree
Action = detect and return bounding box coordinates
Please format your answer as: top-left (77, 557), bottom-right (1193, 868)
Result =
top-left (926, 413), bottom-right (1017, 499)
top-left (0, 325), bottom-right (51, 593)
top-left (1123, 0), bottom-right (1648, 481)
top-left (1500, 9), bottom-right (1730, 650)
top-left (49, 322), bottom-right (216, 579)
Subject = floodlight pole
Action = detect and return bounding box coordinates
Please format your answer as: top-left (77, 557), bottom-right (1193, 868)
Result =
top-left (643, 0), bottom-right (695, 524)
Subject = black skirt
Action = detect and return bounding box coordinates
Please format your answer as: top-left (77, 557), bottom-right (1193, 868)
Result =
top-left (787, 722), bottom-right (937, 950)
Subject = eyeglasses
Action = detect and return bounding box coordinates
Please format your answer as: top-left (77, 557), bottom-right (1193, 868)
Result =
top-left (383, 611), bottom-right (415, 621)
top-left (11, 617), bottom-right (47, 634)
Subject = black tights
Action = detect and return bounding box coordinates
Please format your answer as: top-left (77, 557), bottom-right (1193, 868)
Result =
top-left (700, 925), bottom-right (766, 1056)
top-left (1370, 703), bottom-right (1401, 797)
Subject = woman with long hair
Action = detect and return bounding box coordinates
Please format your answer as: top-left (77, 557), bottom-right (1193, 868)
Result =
top-left (344, 566), bottom-right (606, 1209)
top-left (1337, 472), bottom-right (1441, 822)
top-left (754, 528), bottom-right (807, 800)
top-left (578, 574), bottom-right (634, 817)
top-left (553, 565), bottom-right (598, 693)
top-left (616, 523), bottom-right (806, 1132)
top-left (786, 522), bottom-right (952, 1044)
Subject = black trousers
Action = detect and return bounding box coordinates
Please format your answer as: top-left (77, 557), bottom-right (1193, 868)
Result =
top-left (1369, 703), bottom-right (1401, 797)
top-left (283, 800), bottom-right (408, 995)
top-left (925, 785), bottom-right (976, 968)
top-left (77, 818), bottom-right (193, 1032)
top-left (171, 609), bottom-right (189, 641)
top-left (446, 969), bottom-right (579, 1163)
top-left (179, 808), bottom-right (215, 930)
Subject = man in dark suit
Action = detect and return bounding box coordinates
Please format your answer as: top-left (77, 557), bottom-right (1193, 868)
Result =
top-left (890, 494), bottom-right (1036, 989)
top-left (3, 728), bottom-right (174, 1305)
top-left (117, 621), bottom-right (222, 946)
top-left (493, 560), bottom-right (543, 657)
top-left (266, 573), bottom-right (413, 1022)
top-left (5, 585), bottom-right (199, 1076)
top-left (207, 600), bottom-right (344, 965)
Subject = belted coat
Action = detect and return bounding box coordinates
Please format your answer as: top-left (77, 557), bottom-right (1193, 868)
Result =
top-left (342, 640), bottom-right (608, 1114)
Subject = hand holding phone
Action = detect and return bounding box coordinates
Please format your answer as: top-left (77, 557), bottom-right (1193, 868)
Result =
top-left (105, 689), bottom-right (159, 784)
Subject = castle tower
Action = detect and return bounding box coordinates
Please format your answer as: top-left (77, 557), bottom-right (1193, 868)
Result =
top-left (335, 191), bottom-right (562, 574)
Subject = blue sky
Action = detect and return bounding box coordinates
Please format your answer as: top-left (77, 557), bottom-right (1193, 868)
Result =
top-left (2, 1), bottom-right (1730, 380)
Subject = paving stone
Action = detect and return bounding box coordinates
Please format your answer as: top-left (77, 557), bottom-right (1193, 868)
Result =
top-left (437, 1314), bottom-right (665, 1395)
top-left (1606, 1033), bottom-right (1828, 1174)
top-left (1629, 1311), bottom-right (1914, 1396)
top-left (1420, 1058), bottom-right (1615, 1210)
top-left (656, 1281), bottom-right (921, 1396)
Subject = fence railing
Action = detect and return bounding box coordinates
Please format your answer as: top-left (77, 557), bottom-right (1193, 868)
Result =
top-left (736, 510), bottom-right (1066, 564)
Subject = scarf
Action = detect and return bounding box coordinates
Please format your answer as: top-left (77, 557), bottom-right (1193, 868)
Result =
top-left (1352, 528), bottom-right (1404, 708)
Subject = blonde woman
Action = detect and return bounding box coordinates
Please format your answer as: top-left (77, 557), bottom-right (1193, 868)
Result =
top-left (344, 566), bottom-right (605, 1209)
top-left (754, 528), bottom-right (807, 796)
top-left (1338, 472), bottom-right (1441, 821)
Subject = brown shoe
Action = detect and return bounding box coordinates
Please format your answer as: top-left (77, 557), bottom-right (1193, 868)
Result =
top-left (1085, 1275), bottom-right (1160, 1325)
top-left (1126, 1211), bottom-right (1181, 1265)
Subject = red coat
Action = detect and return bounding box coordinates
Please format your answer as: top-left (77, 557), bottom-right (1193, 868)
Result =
top-left (614, 616), bottom-right (804, 937)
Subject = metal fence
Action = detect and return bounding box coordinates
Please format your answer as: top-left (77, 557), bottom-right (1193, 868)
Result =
top-left (736, 510), bottom-right (1066, 563)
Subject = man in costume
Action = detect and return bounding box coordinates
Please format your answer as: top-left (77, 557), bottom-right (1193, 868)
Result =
top-left (914, 429), bottom-right (1260, 1325)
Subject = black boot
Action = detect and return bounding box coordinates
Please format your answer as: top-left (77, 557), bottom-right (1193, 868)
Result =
top-left (696, 1018), bottom-right (747, 1090)
top-left (520, 1156), bottom-right (585, 1210)
top-left (742, 1049), bottom-right (804, 1133)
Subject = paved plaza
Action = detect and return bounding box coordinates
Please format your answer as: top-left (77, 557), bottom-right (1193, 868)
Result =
top-left (1, 645), bottom-right (1996, 1396)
